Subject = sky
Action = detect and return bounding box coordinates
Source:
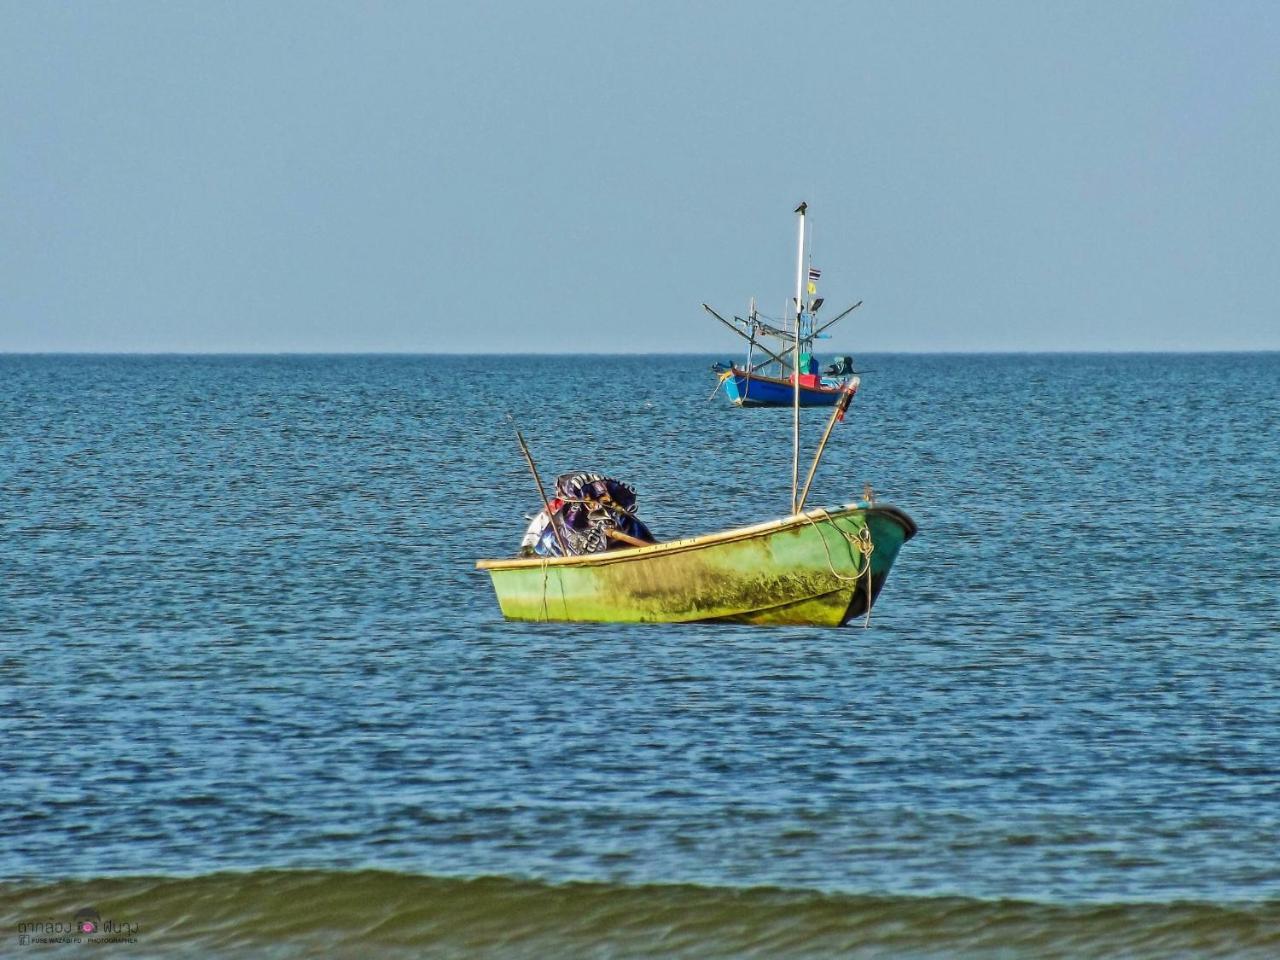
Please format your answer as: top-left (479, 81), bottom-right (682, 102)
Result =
top-left (2, 1), bottom-right (1277, 353)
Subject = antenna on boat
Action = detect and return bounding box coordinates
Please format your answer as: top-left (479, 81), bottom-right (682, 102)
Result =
top-left (791, 202), bottom-right (806, 514)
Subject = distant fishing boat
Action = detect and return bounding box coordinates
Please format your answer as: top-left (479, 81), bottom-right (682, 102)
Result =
top-left (706, 202), bottom-right (862, 407)
top-left (477, 202), bottom-right (914, 627)
top-left (719, 365), bottom-right (849, 407)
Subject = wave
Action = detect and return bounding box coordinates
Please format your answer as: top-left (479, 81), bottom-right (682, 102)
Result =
top-left (3, 870), bottom-right (1279, 959)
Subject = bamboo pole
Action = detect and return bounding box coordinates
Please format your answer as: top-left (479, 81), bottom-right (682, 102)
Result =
top-left (796, 379), bottom-right (859, 513)
top-left (514, 429), bottom-right (569, 555)
top-left (605, 528), bottom-right (650, 548)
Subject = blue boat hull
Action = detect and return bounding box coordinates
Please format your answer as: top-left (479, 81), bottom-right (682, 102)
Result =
top-left (721, 369), bottom-right (845, 407)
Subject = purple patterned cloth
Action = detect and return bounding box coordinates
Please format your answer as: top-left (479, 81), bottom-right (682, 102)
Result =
top-left (519, 472), bottom-right (655, 557)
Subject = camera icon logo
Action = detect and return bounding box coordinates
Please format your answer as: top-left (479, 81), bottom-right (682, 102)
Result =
top-left (74, 908), bottom-right (101, 935)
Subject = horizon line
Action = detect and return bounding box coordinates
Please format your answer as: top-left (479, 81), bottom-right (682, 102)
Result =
top-left (2, 348), bottom-right (1278, 357)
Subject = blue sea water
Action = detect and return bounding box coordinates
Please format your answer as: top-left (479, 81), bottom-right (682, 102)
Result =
top-left (2, 353), bottom-right (1278, 957)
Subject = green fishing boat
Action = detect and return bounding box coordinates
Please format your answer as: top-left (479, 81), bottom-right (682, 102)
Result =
top-left (476, 501), bottom-right (915, 626)
top-left (478, 202), bottom-right (915, 627)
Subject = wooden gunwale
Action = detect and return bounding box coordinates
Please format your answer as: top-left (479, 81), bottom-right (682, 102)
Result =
top-left (475, 503), bottom-right (916, 572)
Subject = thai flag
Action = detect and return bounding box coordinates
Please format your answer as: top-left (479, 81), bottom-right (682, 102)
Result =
top-left (807, 266), bottom-right (821, 282)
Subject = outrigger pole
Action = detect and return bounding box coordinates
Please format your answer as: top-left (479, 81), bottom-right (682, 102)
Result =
top-left (747, 300), bottom-right (862, 375)
top-left (703, 303), bottom-right (794, 371)
top-left (791, 202), bottom-right (806, 513)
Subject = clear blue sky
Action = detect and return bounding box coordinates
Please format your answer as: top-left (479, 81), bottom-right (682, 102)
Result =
top-left (2, 1), bottom-right (1277, 352)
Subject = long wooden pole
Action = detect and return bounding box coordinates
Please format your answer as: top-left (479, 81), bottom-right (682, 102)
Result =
top-left (514, 429), bottom-right (569, 554)
top-left (796, 379), bottom-right (859, 513)
top-left (605, 528), bottom-right (650, 548)
top-left (792, 202), bottom-right (806, 513)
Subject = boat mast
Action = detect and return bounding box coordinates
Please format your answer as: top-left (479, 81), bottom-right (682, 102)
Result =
top-left (791, 202), bottom-right (806, 514)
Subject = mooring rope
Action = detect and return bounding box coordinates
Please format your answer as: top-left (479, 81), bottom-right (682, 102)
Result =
top-left (801, 509), bottom-right (876, 628)
top-left (539, 558), bottom-right (550, 622)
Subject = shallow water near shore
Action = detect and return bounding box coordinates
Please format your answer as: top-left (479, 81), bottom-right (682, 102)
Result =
top-left (3, 353), bottom-right (1278, 956)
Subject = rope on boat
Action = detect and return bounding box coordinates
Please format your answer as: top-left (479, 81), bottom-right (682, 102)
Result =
top-left (537, 557), bottom-right (572, 622)
top-left (802, 509), bottom-right (876, 628)
top-left (849, 525), bottom-right (875, 629)
top-left (540, 558), bottom-right (550, 622)
top-left (707, 369), bottom-right (733, 401)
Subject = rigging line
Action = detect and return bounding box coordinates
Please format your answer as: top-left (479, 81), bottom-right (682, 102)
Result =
top-left (704, 304), bottom-right (793, 371)
top-left (749, 301), bottom-right (863, 373)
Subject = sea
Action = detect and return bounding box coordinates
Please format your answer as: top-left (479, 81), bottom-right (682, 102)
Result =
top-left (2, 353), bottom-right (1278, 958)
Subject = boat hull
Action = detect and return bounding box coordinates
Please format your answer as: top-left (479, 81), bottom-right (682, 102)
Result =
top-left (476, 503), bottom-right (916, 626)
top-left (722, 368), bottom-right (846, 407)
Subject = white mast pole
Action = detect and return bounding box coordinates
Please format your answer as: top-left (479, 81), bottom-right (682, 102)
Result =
top-left (791, 201), bottom-right (807, 514)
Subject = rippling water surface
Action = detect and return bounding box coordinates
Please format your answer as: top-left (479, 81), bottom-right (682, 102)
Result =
top-left (2, 353), bottom-right (1278, 957)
